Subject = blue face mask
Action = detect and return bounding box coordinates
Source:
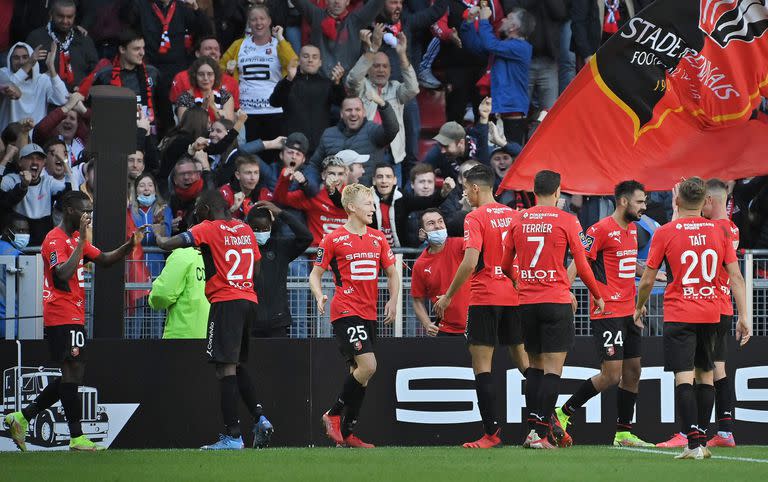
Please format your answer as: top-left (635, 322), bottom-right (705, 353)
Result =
top-left (10, 232), bottom-right (30, 250)
top-left (137, 194), bottom-right (156, 206)
top-left (426, 229), bottom-right (448, 246)
top-left (255, 231), bottom-right (271, 246)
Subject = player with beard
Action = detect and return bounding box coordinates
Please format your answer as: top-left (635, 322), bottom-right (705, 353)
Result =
top-left (554, 181), bottom-right (654, 447)
top-left (311, 184), bottom-right (399, 448)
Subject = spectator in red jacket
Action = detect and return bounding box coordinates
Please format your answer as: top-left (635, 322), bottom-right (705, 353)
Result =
top-left (273, 154), bottom-right (349, 246)
top-left (219, 155), bottom-right (274, 220)
top-left (169, 36), bottom-right (240, 110)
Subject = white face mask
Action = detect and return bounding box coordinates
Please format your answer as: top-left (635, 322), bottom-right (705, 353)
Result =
top-left (426, 229), bottom-right (448, 246)
top-left (255, 231), bottom-right (271, 246)
top-left (10, 232), bottom-right (30, 250)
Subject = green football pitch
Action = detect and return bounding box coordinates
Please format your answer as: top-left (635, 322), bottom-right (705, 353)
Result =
top-left (1, 446), bottom-right (767, 481)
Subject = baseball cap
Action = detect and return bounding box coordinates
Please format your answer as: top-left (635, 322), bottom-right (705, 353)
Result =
top-left (335, 149), bottom-right (370, 166)
top-left (433, 121), bottom-right (466, 146)
top-left (490, 142), bottom-right (522, 158)
top-left (284, 132), bottom-right (309, 154)
top-left (19, 143), bottom-right (46, 159)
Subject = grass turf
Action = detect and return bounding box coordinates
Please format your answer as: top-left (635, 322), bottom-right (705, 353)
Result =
top-left (1, 446), bottom-right (766, 481)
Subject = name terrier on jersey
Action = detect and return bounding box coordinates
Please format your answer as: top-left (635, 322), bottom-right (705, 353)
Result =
top-left (522, 223), bottom-right (552, 233)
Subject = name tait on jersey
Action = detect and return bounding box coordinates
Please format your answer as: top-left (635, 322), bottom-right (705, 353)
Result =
top-left (689, 234), bottom-right (707, 246)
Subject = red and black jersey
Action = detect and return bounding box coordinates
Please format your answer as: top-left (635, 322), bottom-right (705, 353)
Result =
top-left (583, 216), bottom-right (638, 319)
top-left (646, 216), bottom-right (737, 323)
top-left (274, 170), bottom-right (348, 246)
top-left (219, 183), bottom-right (273, 220)
top-left (41, 227), bottom-right (102, 327)
top-left (315, 226), bottom-right (395, 322)
top-left (185, 219), bottom-right (261, 304)
top-left (463, 202), bottom-right (519, 306)
top-left (714, 218), bottom-right (740, 316)
top-left (505, 206), bottom-right (587, 304)
top-left (411, 238), bottom-right (470, 334)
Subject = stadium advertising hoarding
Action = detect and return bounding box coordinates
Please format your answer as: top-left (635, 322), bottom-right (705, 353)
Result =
top-left (1, 338), bottom-right (766, 450)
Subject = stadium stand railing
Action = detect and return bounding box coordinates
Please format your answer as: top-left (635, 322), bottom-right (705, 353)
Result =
top-left (2, 248), bottom-right (767, 340)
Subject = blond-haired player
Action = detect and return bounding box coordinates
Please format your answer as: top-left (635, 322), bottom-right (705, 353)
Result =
top-left (310, 184), bottom-right (400, 448)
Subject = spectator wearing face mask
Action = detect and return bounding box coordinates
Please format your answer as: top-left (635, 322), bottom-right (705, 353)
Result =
top-left (0, 213), bottom-right (29, 337)
top-left (247, 201), bottom-right (313, 338)
top-left (130, 172), bottom-right (172, 277)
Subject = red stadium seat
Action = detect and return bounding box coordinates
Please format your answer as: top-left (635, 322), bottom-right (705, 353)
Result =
top-left (418, 138), bottom-right (437, 161)
top-left (417, 89), bottom-right (446, 136)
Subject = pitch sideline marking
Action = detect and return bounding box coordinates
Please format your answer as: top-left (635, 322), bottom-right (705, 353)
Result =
top-left (614, 446), bottom-right (768, 463)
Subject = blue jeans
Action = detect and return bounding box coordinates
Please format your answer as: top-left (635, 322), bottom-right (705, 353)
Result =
top-left (528, 57), bottom-right (559, 111)
top-left (559, 21), bottom-right (577, 94)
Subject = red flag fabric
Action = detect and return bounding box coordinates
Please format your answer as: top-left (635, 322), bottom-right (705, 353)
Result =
top-left (499, 0), bottom-right (768, 196)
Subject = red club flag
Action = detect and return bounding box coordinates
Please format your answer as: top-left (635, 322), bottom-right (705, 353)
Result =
top-left (498, 0), bottom-right (768, 196)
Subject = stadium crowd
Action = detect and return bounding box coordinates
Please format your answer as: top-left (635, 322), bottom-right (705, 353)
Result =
top-left (1, 0), bottom-right (767, 331)
top-left (0, 0), bottom-right (762, 455)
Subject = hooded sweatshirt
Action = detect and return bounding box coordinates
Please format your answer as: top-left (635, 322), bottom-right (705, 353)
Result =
top-left (0, 42), bottom-right (69, 126)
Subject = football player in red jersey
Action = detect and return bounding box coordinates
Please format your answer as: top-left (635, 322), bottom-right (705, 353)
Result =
top-left (5, 191), bottom-right (143, 452)
top-left (310, 184), bottom-right (400, 448)
top-left (411, 209), bottom-right (470, 337)
top-left (434, 165), bottom-right (529, 449)
top-left (555, 181), bottom-right (653, 447)
top-left (503, 170), bottom-right (605, 449)
top-left (154, 190), bottom-right (273, 450)
top-left (635, 177), bottom-right (751, 460)
top-left (701, 179), bottom-right (742, 448)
